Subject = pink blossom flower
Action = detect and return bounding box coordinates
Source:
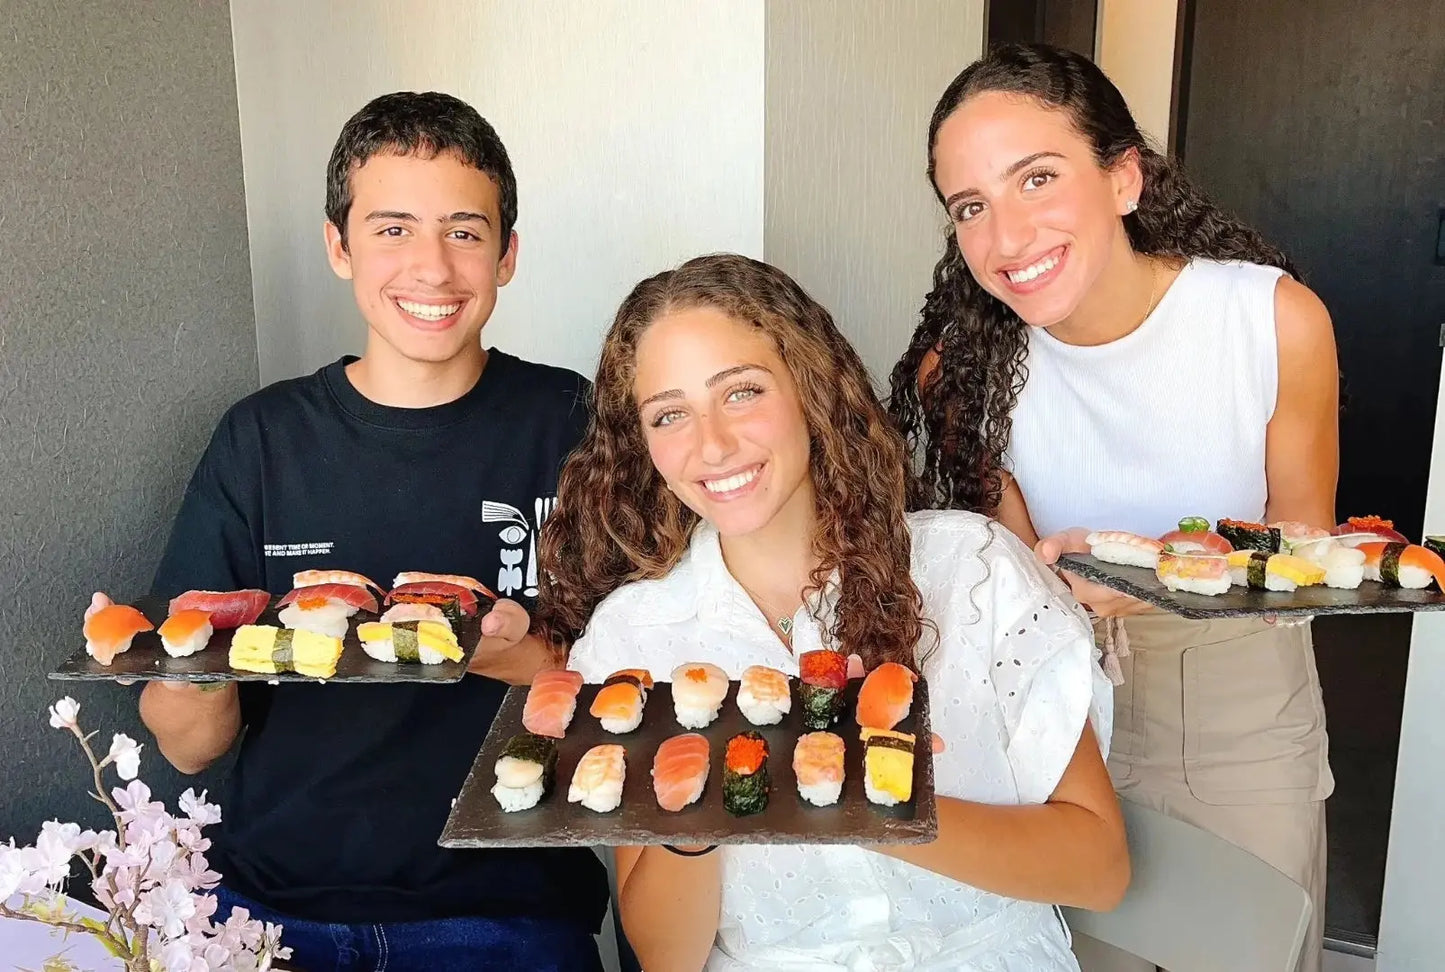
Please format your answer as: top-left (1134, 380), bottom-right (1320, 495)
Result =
top-left (137, 878), bottom-right (197, 939)
top-left (178, 788), bottom-right (223, 827)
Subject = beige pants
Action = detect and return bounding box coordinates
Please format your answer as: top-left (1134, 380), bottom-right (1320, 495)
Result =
top-left (1074, 613), bottom-right (1333, 972)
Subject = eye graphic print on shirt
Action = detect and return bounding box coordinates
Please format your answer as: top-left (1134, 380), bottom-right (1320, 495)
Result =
top-left (482, 498), bottom-right (555, 597)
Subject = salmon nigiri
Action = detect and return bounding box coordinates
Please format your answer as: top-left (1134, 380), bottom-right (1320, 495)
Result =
top-left (855, 661), bottom-right (917, 731)
top-left (523, 669), bottom-right (586, 738)
top-left (652, 732), bottom-right (710, 812)
top-left (1358, 542), bottom-right (1445, 590)
top-left (157, 608), bottom-right (214, 658)
top-left (590, 668), bottom-right (654, 733)
top-left (85, 604), bottom-right (154, 665)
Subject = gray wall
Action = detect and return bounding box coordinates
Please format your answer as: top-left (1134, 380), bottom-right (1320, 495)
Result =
top-left (764, 0), bottom-right (984, 381)
top-left (0, 1), bottom-right (256, 842)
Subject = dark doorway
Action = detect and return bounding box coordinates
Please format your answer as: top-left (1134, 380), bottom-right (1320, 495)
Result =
top-left (1178, 0), bottom-right (1445, 950)
top-left (986, 0), bottom-right (1097, 59)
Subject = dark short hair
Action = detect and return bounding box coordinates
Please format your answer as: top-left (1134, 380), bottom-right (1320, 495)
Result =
top-left (325, 91), bottom-right (517, 249)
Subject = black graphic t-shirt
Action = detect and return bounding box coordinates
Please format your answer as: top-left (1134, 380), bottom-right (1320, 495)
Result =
top-left (151, 351), bottom-right (609, 928)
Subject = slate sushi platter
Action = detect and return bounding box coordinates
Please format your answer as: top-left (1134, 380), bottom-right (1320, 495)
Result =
top-left (440, 678), bottom-right (937, 848)
top-left (49, 595), bottom-right (484, 684)
top-left (1059, 554), bottom-right (1445, 620)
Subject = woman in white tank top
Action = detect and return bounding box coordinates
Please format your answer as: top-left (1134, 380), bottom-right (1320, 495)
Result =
top-left (888, 45), bottom-right (1339, 972)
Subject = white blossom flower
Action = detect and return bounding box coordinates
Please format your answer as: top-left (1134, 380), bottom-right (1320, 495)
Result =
top-left (47, 696), bottom-right (80, 729)
top-left (108, 733), bottom-right (143, 780)
top-left (178, 789), bottom-right (222, 827)
top-left (0, 843), bottom-right (28, 899)
top-left (137, 878), bottom-right (197, 940)
top-left (25, 822), bottom-right (78, 886)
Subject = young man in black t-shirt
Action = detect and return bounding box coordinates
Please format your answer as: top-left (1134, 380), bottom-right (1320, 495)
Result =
top-left (112, 93), bottom-right (609, 970)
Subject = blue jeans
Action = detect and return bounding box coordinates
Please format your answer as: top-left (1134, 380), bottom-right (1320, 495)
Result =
top-left (212, 885), bottom-right (604, 972)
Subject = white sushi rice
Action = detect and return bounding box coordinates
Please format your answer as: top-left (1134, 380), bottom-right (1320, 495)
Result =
top-left (1305, 544), bottom-right (1366, 590)
top-left (1159, 573), bottom-right (1231, 596)
top-left (798, 778), bottom-right (842, 807)
top-left (161, 620), bottom-right (214, 658)
top-left (599, 712), bottom-right (643, 734)
top-left (493, 755), bottom-right (546, 812)
top-left (359, 638), bottom-right (452, 665)
top-left (1090, 541), bottom-right (1160, 569)
top-left (568, 775), bottom-right (624, 813)
top-left (864, 777), bottom-right (902, 807)
top-left (737, 685), bottom-right (791, 726)
top-left (673, 705), bottom-right (720, 730)
top-left (278, 602), bottom-right (354, 640)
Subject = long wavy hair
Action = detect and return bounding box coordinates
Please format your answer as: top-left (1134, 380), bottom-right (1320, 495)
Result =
top-left (887, 43), bottom-right (1300, 515)
top-left (535, 254), bottom-right (929, 670)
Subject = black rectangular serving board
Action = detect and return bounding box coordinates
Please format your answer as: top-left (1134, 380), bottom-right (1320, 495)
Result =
top-left (49, 594), bottom-right (484, 684)
top-left (1059, 553), bottom-right (1445, 620)
top-left (440, 677), bottom-right (937, 848)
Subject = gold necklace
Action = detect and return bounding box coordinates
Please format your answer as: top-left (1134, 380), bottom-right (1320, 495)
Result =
top-left (735, 578), bottom-right (802, 641)
top-left (1138, 259), bottom-right (1164, 327)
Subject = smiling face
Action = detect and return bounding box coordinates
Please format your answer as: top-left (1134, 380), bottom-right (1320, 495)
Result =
top-left (632, 305), bottom-right (815, 541)
top-left (324, 150), bottom-right (517, 367)
top-left (931, 91), bottom-right (1140, 327)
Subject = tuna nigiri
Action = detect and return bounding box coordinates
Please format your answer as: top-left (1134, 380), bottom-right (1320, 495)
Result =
top-left (652, 733), bottom-right (710, 812)
top-left (523, 669), bottom-right (586, 738)
top-left (292, 569), bottom-right (384, 594)
top-left (1086, 530), bottom-right (1164, 568)
top-left (84, 604), bottom-right (154, 665)
top-left (590, 669), bottom-right (654, 733)
top-left (1359, 542), bottom-right (1445, 590)
top-left (157, 608), bottom-right (214, 658)
top-left (392, 572), bottom-right (497, 599)
top-left (855, 662), bottom-right (916, 731)
top-left (167, 590), bottom-right (269, 629)
top-left (1334, 516), bottom-right (1409, 547)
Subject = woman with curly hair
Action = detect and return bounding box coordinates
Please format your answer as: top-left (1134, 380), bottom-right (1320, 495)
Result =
top-left (535, 253), bottom-right (1126, 971)
top-left (887, 44), bottom-right (1338, 972)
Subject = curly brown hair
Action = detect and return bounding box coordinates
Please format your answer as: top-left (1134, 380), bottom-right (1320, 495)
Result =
top-left (886, 43), bottom-right (1300, 515)
top-left (534, 254), bottom-right (929, 670)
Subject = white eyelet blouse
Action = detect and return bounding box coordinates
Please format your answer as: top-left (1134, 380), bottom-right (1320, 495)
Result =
top-left (567, 510), bottom-right (1113, 971)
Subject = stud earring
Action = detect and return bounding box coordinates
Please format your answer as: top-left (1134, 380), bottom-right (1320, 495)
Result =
top-left (1126, 199), bottom-right (1139, 214)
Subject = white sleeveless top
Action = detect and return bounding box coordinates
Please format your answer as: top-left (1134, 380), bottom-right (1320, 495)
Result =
top-left (1006, 258), bottom-right (1285, 539)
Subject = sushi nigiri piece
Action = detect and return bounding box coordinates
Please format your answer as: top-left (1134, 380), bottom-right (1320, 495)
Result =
top-left (1086, 530), bottom-right (1164, 568)
top-left (652, 732), bottom-right (710, 812)
top-left (292, 569), bottom-right (385, 594)
top-left (590, 669), bottom-right (654, 733)
top-left (167, 590), bottom-right (270, 629)
top-left (491, 732), bottom-right (557, 812)
top-left (670, 662), bottom-right (730, 729)
top-left (855, 662), bottom-right (916, 731)
top-left (798, 650), bottom-right (849, 730)
top-left (723, 731), bottom-right (770, 817)
top-left (567, 743), bottom-right (626, 813)
top-left (1300, 542), bottom-right (1366, 590)
top-left (793, 731), bottom-right (845, 807)
top-left (523, 669), bottom-right (586, 738)
top-left (356, 620), bottom-right (462, 664)
top-left (277, 584), bottom-right (373, 639)
top-left (1334, 516), bottom-right (1409, 547)
top-left (1216, 519), bottom-right (1282, 553)
top-left (862, 727), bottom-right (916, 806)
top-left (737, 665), bottom-right (792, 726)
top-left (1358, 542), bottom-right (1445, 590)
top-left (385, 581), bottom-right (480, 619)
top-left (1155, 551), bottom-right (1231, 596)
top-left (1159, 516), bottom-right (1233, 555)
top-left (84, 604), bottom-right (154, 665)
top-left (157, 608), bottom-right (214, 658)
top-left (229, 624), bottom-right (344, 678)
top-left (379, 601), bottom-right (452, 628)
top-left (392, 572), bottom-right (498, 599)
top-left (1226, 552), bottom-right (1325, 591)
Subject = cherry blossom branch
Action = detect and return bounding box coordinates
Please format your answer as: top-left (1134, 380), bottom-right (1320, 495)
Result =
top-left (0, 902), bottom-right (128, 953)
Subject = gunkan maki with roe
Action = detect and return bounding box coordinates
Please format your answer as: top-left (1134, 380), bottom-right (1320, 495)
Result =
top-left (723, 731), bottom-right (770, 816)
top-left (798, 650), bottom-right (849, 729)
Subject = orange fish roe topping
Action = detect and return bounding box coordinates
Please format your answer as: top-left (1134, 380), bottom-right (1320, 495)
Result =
top-left (684, 667), bottom-right (710, 683)
top-left (725, 734), bottom-right (767, 775)
top-left (1346, 515), bottom-right (1396, 531)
